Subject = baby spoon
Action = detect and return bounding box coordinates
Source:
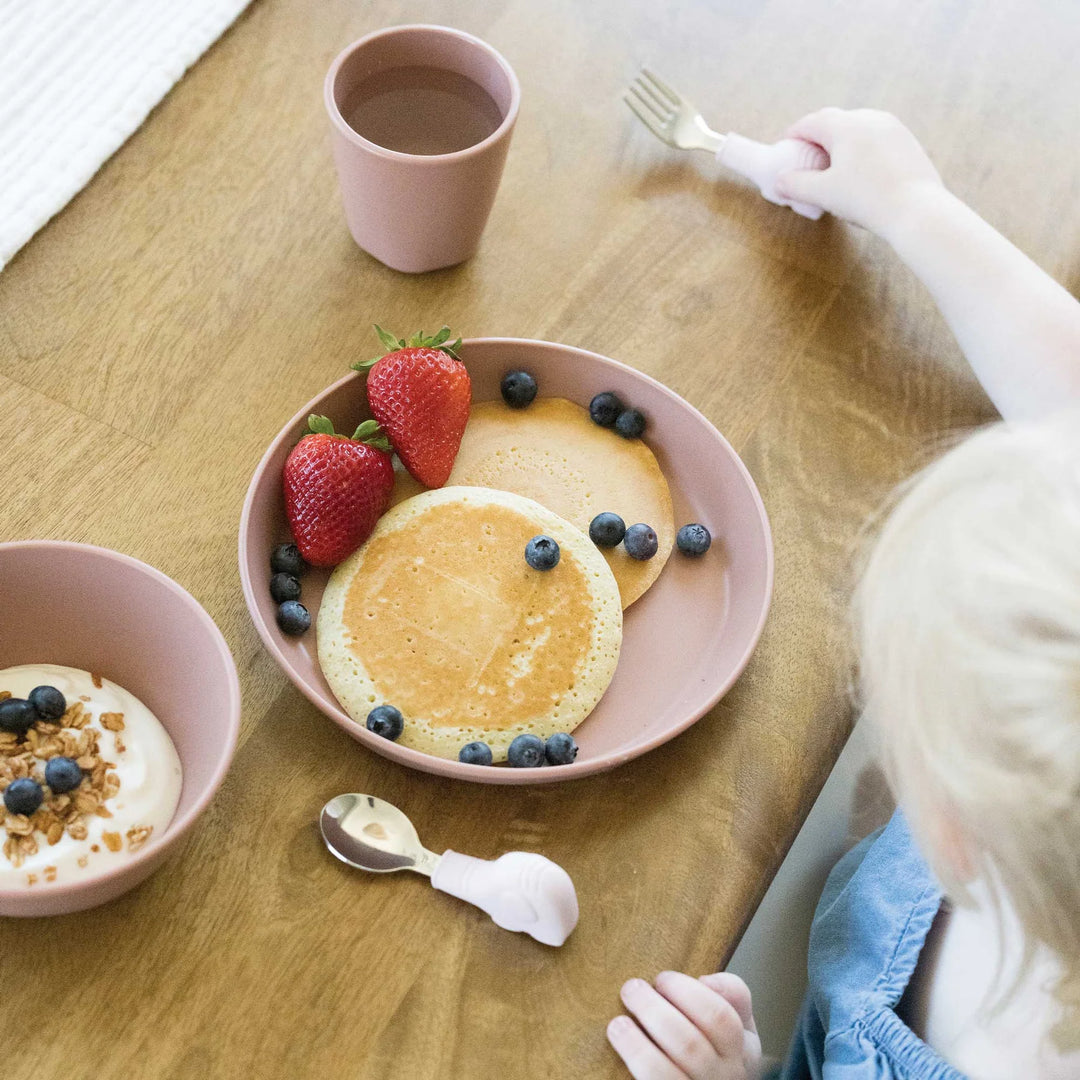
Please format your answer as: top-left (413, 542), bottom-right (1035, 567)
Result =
top-left (319, 793), bottom-right (579, 947)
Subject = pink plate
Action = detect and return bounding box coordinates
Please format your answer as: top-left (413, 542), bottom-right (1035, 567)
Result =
top-left (238, 338), bottom-right (773, 784)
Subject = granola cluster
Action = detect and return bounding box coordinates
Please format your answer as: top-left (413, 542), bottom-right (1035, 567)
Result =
top-left (0, 688), bottom-right (150, 872)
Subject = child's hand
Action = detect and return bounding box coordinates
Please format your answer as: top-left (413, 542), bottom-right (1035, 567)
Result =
top-left (607, 971), bottom-right (761, 1079)
top-left (773, 107), bottom-right (944, 235)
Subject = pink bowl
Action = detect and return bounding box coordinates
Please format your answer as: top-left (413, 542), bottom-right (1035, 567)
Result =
top-left (239, 338), bottom-right (773, 784)
top-left (0, 542), bottom-right (240, 916)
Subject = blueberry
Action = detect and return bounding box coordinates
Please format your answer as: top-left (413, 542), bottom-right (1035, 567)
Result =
top-left (676, 523), bottom-right (712, 556)
top-left (614, 408), bottom-right (647, 439)
top-left (589, 512), bottom-right (626, 548)
top-left (29, 685), bottom-right (66, 721)
top-left (271, 543), bottom-right (307, 577)
top-left (270, 572), bottom-right (302, 603)
top-left (500, 370), bottom-right (538, 409)
top-left (624, 523), bottom-right (659, 560)
top-left (459, 741), bottom-right (493, 766)
top-left (525, 535), bottom-right (560, 571)
top-left (3, 777), bottom-right (44, 816)
top-left (44, 756), bottom-right (83, 794)
top-left (507, 733), bottom-right (546, 768)
top-left (366, 704), bottom-right (404, 741)
top-left (545, 732), bottom-right (578, 765)
top-left (276, 600), bottom-right (310, 635)
top-left (0, 698), bottom-right (37, 735)
top-left (589, 391), bottom-right (624, 427)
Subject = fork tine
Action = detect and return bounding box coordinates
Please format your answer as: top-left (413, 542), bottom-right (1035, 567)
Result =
top-left (631, 75), bottom-right (675, 118)
top-left (640, 68), bottom-right (682, 107)
top-left (626, 83), bottom-right (668, 126)
top-left (623, 92), bottom-right (668, 139)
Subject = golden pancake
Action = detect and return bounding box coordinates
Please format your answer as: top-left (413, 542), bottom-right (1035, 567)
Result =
top-left (318, 486), bottom-right (622, 762)
top-left (390, 398), bottom-right (675, 608)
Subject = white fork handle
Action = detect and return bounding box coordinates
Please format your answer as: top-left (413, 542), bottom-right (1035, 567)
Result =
top-left (431, 850), bottom-right (579, 946)
top-left (718, 134), bottom-right (829, 220)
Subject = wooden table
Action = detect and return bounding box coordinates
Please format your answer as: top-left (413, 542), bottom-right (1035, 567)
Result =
top-left (1, 1), bottom-right (1077, 1076)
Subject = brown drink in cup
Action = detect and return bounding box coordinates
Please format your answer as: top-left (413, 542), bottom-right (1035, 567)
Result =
top-left (324, 25), bottom-right (520, 273)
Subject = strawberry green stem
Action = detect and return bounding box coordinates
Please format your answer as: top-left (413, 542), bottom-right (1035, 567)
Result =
top-left (305, 413), bottom-right (391, 452)
top-left (352, 419), bottom-right (393, 452)
top-left (308, 414), bottom-right (336, 435)
top-left (351, 323), bottom-right (463, 372)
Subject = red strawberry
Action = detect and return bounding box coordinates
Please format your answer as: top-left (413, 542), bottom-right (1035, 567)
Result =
top-left (353, 325), bottom-right (470, 488)
top-left (283, 415), bottom-right (394, 567)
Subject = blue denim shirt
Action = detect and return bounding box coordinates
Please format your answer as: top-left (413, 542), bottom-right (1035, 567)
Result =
top-left (779, 811), bottom-right (968, 1080)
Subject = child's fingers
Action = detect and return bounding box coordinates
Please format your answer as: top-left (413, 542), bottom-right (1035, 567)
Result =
top-left (620, 978), bottom-right (720, 1079)
top-left (607, 1015), bottom-right (690, 1080)
top-left (697, 973), bottom-right (757, 1033)
top-left (773, 167), bottom-right (828, 206)
top-left (783, 106), bottom-right (848, 148)
top-left (653, 971), bottom-right (747, 1058)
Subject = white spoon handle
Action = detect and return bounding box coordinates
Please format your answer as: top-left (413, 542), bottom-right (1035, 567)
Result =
top-left (718, 133), bottom-right (829, 219)
top-left (431, 850), bottom-right (579, 946)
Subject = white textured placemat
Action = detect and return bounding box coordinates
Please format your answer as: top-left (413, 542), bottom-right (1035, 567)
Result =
top-left (0, 0), bottom-right (251, 269)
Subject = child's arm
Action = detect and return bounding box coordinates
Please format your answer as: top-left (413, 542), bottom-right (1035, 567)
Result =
top-left (774, 108), bottom-right (1080, 421)
top-left (607, 971), bottom-right (761, 1079)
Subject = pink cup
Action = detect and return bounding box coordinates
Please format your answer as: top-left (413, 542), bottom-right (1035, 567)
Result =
top-left (324, 25), bottom-right (521, 273)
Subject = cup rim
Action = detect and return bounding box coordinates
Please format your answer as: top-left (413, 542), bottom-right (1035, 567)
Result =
top-left (0, 540), bottom-right (242, 901)
top-left (323, 23), bottom-right (521, 165)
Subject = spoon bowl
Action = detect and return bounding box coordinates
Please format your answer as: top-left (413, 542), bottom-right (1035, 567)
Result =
top-left (320, 793), bottom-right (438, 875)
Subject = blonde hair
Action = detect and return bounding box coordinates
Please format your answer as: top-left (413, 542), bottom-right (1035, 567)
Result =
top-left (854, 409), bottom-right (1080, 1049)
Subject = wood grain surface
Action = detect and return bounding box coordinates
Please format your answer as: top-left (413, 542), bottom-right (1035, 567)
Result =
top-left (1, 0), bottom-right (1077, 1077)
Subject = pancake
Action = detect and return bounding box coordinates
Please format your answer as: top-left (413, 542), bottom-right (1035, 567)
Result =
top-left (390, 398), bottom-right (674, 608)
top-left (318, 485), bottom-right (622, 762)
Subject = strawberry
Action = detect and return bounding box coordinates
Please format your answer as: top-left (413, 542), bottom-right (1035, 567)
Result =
top-left (353, 325), bottom-right (470, 489)
top-left (283, 415), bottom-right (394, 567)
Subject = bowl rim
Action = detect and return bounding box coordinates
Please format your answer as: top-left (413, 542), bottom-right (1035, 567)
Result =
top-left (239, 336), bottom-right (774, 783)
top-left (0, 539), bottom-right (241, 900)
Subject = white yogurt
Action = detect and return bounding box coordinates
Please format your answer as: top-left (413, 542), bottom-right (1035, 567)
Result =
top-left (0, 664), bottom-right (182, 889)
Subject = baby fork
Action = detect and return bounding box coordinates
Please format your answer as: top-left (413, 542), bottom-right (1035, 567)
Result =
top-left (624, 69), bottom-right (829, 219)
